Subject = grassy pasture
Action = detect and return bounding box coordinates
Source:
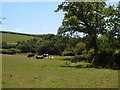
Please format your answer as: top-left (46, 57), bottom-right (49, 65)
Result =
top-left (2, 54), bottom-right (118, 88)
top-left (1, 33), bottom-right (36, 44)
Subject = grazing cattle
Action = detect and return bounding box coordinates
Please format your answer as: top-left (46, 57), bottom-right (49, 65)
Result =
top-left (27, 54), bottom-right (35, 58)
top-left (45, 56), bottom-right (54, 59)
top-left (43, 54), bottom-right (49, 57)
top-left (50, 57), bottom-right (54, 59)
top-left (36, 56), bottom-right (44, 59)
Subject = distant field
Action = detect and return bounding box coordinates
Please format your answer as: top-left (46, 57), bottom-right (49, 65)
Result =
top-left (1, 33), bottom-right (36, 44)
top-left (2, 54), bottom-right (118, 88)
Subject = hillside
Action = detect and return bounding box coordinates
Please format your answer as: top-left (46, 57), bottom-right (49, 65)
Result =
top-left (0, 31), bottom-right (43, 44)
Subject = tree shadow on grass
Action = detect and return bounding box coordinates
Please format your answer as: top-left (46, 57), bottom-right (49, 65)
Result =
top-left (60, 65), bottom-right (104, 69)
top-left (60, 65), bottom-right (94, 68)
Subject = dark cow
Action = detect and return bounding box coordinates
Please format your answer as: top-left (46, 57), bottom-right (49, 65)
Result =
top-left (27, 54), bottom-right (35, 58)
top-left (43, 54), bottom-right (49, 57)
top-left (36, 56), bottom-right (44, 59)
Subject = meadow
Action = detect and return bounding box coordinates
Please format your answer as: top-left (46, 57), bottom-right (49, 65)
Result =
top-left (1, 33), bottom-right (35, 44)
top-left (2, 54), bottom-right (118, 88)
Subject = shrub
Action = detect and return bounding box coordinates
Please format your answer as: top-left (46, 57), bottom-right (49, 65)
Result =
top-left (2, 49), bottom-right (13, 54)
top-left (9, 48), bottom-right (21, 54)
top-left (0, 49), bottom-right (2, 53)
top-left (62, 49), bottom-right (75, 56)
top-left (2, 41), bottom-right (16, 49)
top-left (75, 62), bottom-right (94, 68)
top-left (2, 48), bottom-right (20, 54)
top-left (16, 41), bottom-right (30, 53)
top-left (74, 42), bottom-right (86, 55)
top-left (72, 54), bottom-right (88, 63)
top-left (92, 49), bottom-right (114, 68)
top-left (87, 48), bottom-right (95, 63)
top-left (65, 61), bottom-right (72, 66)
top-left (113, 49), bottom-right (120, 69)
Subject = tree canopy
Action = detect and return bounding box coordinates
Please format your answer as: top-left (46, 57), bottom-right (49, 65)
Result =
top-left (55, 2), bottom-right (119, 51)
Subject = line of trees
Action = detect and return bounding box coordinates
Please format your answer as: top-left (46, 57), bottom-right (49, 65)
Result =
top-left (1, 34), bottom-right (83, 55)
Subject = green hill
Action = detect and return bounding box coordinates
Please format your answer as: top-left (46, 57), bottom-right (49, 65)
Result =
top-left (0, 31), bottom-right (43, 44)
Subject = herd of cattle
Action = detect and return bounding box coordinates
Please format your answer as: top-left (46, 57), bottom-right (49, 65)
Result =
top-left (27, 54), bottom-right (54, 59)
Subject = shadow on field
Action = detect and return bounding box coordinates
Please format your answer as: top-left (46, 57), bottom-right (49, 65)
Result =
top-left (60, 56), bottom-right (87, 62)
top-left (60, 65), bottom-right (94, 68)
top-left (60, 57), bottom-right (104, 69)
top-left (60, 65), bottom-right (104, 69)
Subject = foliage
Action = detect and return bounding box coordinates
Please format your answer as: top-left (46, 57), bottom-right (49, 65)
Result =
top-left (113, 49), bottom-right (120, 69)
top-left (37, 40), bottom-right (59, 55)
top-left (55, 2), bottom-right (120, 69)
top-left (93, 49), bottom-right (113, 68)
top-left (16, 41), bottom-right (31, 53)
top-left (74, 62), bottom-right (94, 68)
top-left (74, 42), bottom-right (86, 55)
top-left (2, 41), bottom-right (16, 49)
top-left (72, 54), bottom-right (88, 63)
top-left (15, 34), bottom-right (81, 55)
top-left (94, 34), bottom-right (120, 69)
top-left (55, 2), bottom-right (110, 53)
top-left (2, 48), bottom-right (20, 54)
top-left (1, 31), bottom-right (82, 56)
top-left (87, 48), bottom-right (95, 63)
top-left (62, 48), bottom-right (75, 56)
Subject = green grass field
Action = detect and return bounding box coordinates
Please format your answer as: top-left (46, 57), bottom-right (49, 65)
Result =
top-left (2, 54), bottom-right (118, 88)
top-left (1, 33), bottom-right (36, 44)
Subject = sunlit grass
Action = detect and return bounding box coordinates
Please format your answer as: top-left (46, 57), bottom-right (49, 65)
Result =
top-left (2, 54), bottom-right (118, 88)
top-left (1, 33), bottom-right (35, 44)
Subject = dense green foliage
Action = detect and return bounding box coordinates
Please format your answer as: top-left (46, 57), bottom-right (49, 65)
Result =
top-left (1, 48), bottom-right (20, 54)
top-left (2, 41), bottom-right (16, 49)
top-left (1, 33), bottom-right (82, 55)
top-left (55, 2), bottom-right (120, 69)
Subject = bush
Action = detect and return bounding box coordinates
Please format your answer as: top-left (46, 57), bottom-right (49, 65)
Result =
top-left (74, 42), bottom-right (86, 55)
top-left (2, 41), bottom-right (16, 49)
top-left (87, 48), bottom-right (95, 63)
top-left (62, 49), bottom-right (75, 56)
top-left (72, 54), bottom-right (88, 63)
top-left (113, 49), bottom-right (120, 69)
top-left (92, 49), bottom-right (114, 68)
top-left (0, 49), bottom-right (2, 53)
top-left (65, 61), bottom-right (72, 66)
top-left (75, 62), bottom-right (94, 68)
top-left (2, 49), bottom-right (13, 54)
top-left (16, 41), bottom-right (31, 53)
top-left (2, 48), bottom-right (20, 54)
top-left (9, 48), bottom-right (21, 54)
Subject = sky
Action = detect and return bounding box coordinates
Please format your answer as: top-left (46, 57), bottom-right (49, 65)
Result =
top-left (1, 2), bottom-right (64, 34)
top-left (1, 1), bottom-right (119, 34)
